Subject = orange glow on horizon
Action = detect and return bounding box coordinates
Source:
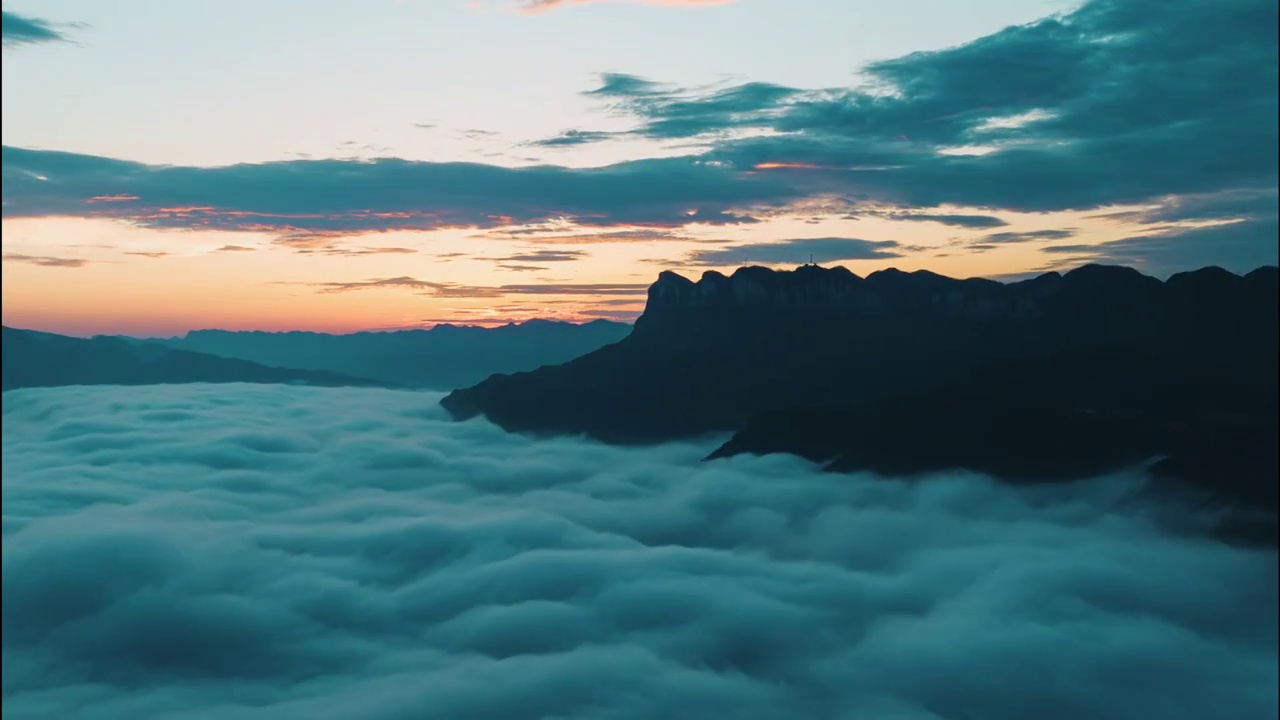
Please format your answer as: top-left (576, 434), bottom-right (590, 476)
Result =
top-left (753, 162), bottom-right (824, 170)
top-left (1, 200), bottom-right (1171, 337)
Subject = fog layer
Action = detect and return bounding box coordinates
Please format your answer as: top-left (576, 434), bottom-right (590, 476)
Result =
top-left (2, 384), bottom-right (1275, 720)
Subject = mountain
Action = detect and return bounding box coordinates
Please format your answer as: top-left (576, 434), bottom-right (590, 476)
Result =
top-left (144, 319), bottom-right (633, 390)
top-left (2, 327), bottom-right (381, 391)
top-left (442, 264), bottom-right (1279, 528)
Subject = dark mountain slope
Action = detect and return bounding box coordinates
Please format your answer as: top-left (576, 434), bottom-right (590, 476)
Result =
top-left (148, 319), bottom-right (632, 390)
top-left (2, 327), bottom-right (380, 391)
top-left (442, 264), bottom-right (1279, 524)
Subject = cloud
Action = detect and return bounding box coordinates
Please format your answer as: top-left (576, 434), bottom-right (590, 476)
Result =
top-left (123, 251), bottom-right (169, 258)
top-left (576, 0), bottom-right (1278, 220)
top-left (2, 253), bottom-right (90, 268)
top-left (490, 283), bottom-right (649, 296)
top-left (308, 246), bottom-right (419, 257)
top-left (3, 0), bottom-right (1274, 276)
top-left (497, 264), bottom-right (549, 272)
top-left (979, 229), bottom-right (1077, 244)
top-left (293, 276), bottom-right (650, 299)
top-left (479, 228), bottom-right (690, 244)
top-left (888, 213), bottom-right (1009, 229)
top-left (1, 146), bottom-right (788, 240)
top-left (1, 11), bottom-right (77, 47)
top-left (526, 130), bottom-right (619, 147)
top-left (1, 383), bottom-right (1275, 719)
top-left (489, 250), bottom-right (587, 263)
top-left (1039, 216), bottom-right (1280, 277)
top-left (305, 276), bottom-right (449, 294)
top-left (1095, 188), bottom-right (1279, 226)
top-left (687, 237), bottom-right (902, 265)
top-left (586, 75), bottom-right (801, 140)
top-left (511, 0), bottom-right (734, 14)
top-left (214, 245), bottom-right (256, 253)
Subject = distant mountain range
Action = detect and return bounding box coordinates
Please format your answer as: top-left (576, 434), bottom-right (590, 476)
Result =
top-left (443, 264), bottom-right (1279, 538)
top-left (1, 319), bottom-right (632, 393)
top-left (2, 327), bottom-right (379, 391)
top-left (134, 319), bottom-right (632, 390)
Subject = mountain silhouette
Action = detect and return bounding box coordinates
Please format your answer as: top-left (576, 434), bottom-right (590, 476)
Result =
top-left (140, 319), bottom-right (632, 390)
top-left (442, 264), bottom-right (1279, 533)
top-left (2, 327), bottom-right (381, 391)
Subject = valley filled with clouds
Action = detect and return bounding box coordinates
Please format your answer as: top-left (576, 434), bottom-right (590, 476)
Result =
top-left (3, 384), bottom-right (1275, 720)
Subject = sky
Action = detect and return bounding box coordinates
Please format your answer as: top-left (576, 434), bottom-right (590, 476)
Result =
top-left (2, 0), bottom-right (1277, 336)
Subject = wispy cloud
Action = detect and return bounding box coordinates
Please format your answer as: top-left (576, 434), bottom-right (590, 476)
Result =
top-left (526, 130), bottom-right (619, 147)
top-left (488, 250), bottom-right (588, 263)
top-left (294, 276), bottom-right (649, 298)
top-left (508, 0), bottom-right (734, 14)
top-left (888, 213), bottom-right (1009, 229)
top-left (1038, 218), bottom-right (1280, 277)
top-left (1, 11), bottom-right (79, 47)
top-left (2, 253), bottom-right (90, 268)
top-left (687, 237), bottom-right (902, 266)
top-left (303, 246), bottom-right (419, 257)
top-left (978, 229), bottom-right (1076, 244)
top-left (478, 228), bottom-right (690, 244)
top-left (307, 276), bottom-right (448, 294)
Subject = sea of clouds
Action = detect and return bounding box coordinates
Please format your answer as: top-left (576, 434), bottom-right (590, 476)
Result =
top-left (1, 383), bottom-right (1276, 720)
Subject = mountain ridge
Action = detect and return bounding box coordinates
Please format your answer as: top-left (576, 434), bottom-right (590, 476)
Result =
top-left (130, 319), bottom-right (633, 390)
top-left (441, 263), bottom-right (1279, 532)
top-left (1, 326), bottom-right (383, 392)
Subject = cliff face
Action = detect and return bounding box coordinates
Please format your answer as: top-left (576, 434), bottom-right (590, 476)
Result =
top-left (439, 263), bottom-right (1278, 526)
top-left (442, 263), bottom-right (1277, 438)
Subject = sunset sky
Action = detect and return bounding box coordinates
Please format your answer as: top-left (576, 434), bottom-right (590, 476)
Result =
top-left (2, 0), bottom-right (1276, 336)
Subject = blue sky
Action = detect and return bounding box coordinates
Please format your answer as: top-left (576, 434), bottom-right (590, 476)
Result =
top-left (3, 0), bottom-right (1068, 166)
top-left (1, 0), bottom-right (1276, 335)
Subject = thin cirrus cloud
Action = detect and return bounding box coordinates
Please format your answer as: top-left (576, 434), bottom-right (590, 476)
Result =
top-left (887, 213), bottom-right (1010, 229)
top-left (1, 11), bottom-right (77, 47)
top-left (508, 0), bottom-right (735, 14)
top-left (978, 229), bottom-right (1077, 244)
top-left (297, 276), bottom-right (650, 298)
top-left (478, 229), bottom-right (690, 244)
top-left (2, 253), bottom-right (90, 268)
top-left (526, 130), bottom-right (619, 148)
top-left (489, 250), bottom-right (588, 263)
top-left (686, 238), bottom-right (902, 266)
top-left (303, 246), bottom-right (420, 257)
